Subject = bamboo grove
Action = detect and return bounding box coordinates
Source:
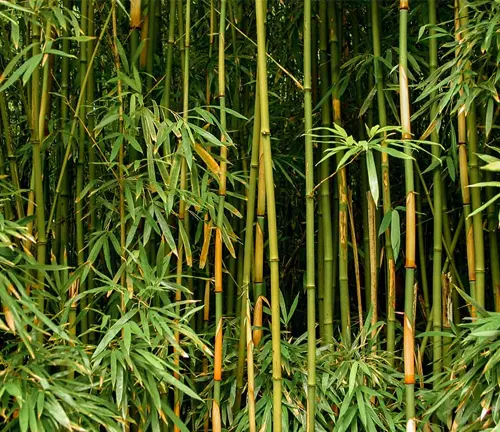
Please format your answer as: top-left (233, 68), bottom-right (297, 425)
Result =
top-left (0, 0), bottom-right (500, 431)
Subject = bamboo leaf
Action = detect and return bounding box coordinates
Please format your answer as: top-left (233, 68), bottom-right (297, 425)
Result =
top-left (366, 151), bottom-right (379, 206)
top-left (93, 309), bottom-right (138, 358)
top-left (179, 221), bottom-right (192, 267)
top-left (485, 98), bottom-right (494, 139)
top-left (391, 210), bottom-right (400, 262)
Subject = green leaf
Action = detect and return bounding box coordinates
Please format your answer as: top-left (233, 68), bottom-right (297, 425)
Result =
top-left (468, 192), bottom-right (500, 219)
top-left (46, 397), bottom-right (70, 429)
top-left (391, 210), bottom-right (400, 262)
top-left (378, 211), bottom-right (392, 236)
top-left (93, 309), bottom-right (138, 358)
top-left (359, 86), bottom-right (377, 118)
top-left (22, 54), bottom-right (43, 86)
top-left (485, 98), bottom-right (494, 139)
top-left (366, 151), bottom-right (379, 206)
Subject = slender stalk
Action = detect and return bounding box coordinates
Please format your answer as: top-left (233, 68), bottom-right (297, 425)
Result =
top-left (304, 0), bottom-right (316, 427)
top-left (130, 0), bottom-right (141, 69)
top-left (455, 1), bottom-right (476, 312)
top-left (86, 0), bottom-right (96, 343)
top-left (459, 0), bottom-right (485, 307)
top-left (161, 0), bottom-right (176, 114)
top-left (213, 0), bottom-right (228, 428)
top-left (253, 136), bottom-right (265, 346)
top-left (110, 6), bottom-right (128, 427)
top-left (255, 0), bottom-right (282, 427)
top-left (368, 192), bottom-right (377, 339)
top-left (76, 0), bottom-right (89, 339)
top-left (174, 0), bottom-right (191, 429)
top-left (329, 0), bottom-right (350, 343)
top-left (428, 0), bottom-right (443, 377)
top-left (32, 17), bottom-right (48, 334)
top-left (318, 0), bottom-right (334, 346)
top-left (234, 73), bottom-right (260, 423)
top-left (58, 0), bottom-right (71, 270)
top-left (485, 153), bottom-right (500, 311)
top-left (399, 1), bottom-right (416, 429)
top-left (371, 0), bottom-right (396, 361)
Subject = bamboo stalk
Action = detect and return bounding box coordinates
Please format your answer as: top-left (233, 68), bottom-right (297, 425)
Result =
top-left (304, 0), bottom-right (316, 427)
top-left (371, 0), bottom-right (396, 361)
top-left (458, 0), bottom-right (485, 308)
top-left (329, 0), bottom-right (350, 343)
top-left (455, 1), bottom-right (476, 313)
top-left (32, 16), bottom-right (48, 336)
top-left (253, 136), bottom-right (265, 346)
top-left (76, 0), bottom-right (89, 339)
top-left (255, 0), bottom-right (283, 427)
top-left (234, 76), bottom-right (261, 414)
top-left (428, 0), bottom-right (443, 378)
top-left (318, 0), bottom-right (334, 346)
top-left (174, 0), bottom-right (191, 428)
top-left (58, 0), bottom-right (71, 272)
top-left (399, 1), bottom-right (416, 429)
top-left (213, 0), bottom-right (228, 428)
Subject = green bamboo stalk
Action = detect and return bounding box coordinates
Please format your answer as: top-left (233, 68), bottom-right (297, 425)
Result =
top-left (110, 4), bottom-right (128, 426)
top-left (130, 0), bottom-right (141, 69)
top-left (58, 0), bottom-right (71, 270)
top-left (454, 1), bottom-right (476, 313)
top-left (371, 0), bottom-right (396, 361)
top-left (459, 0), bottom-right (485, 308)
top-left (234, 72), bottom-right (260, 420)
top-left (399, 2), bottom-right (416, 428)
top-left (86, 0), bottom-right (96, 344)
top-left (173, 0), bottom-right (191, 427)
top-left (76, 0), bottom-right (89, 338)
top-left (485, 152), bottom-right (500, 312)
top-left (213, 0), bottom-right (228, 428)
top-left (428, 0), bottom-right (443, 377)
top-left (329, 0), bottom-right (350, 343)
top-left (304, 0), bottom-right (316, 427)
top-left (318, 0), bottom-right (334, 346)
top-left (161, 0), bottom-right (176, 115)
top-left (32, 17), bottom-right (48, 334)
top-left (255, 0), bottom-right (282, 427)
top-left (353, 10), bottom-right (371, 314)
top-left (129, 0), bottom-right (141, 163)
top-left (252, 136), bottom-right (265, 346)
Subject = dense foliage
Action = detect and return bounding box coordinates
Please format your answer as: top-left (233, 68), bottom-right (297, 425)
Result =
top-left (0, 0), bottom-right (499, 431)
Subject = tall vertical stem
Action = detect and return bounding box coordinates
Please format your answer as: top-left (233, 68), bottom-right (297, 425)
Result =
top-left (318, 0), bottom-right (334, 346)
top-left (428, 0), bottom-right (443, 377)
top-left (255, 0), bottom-right (282, 428)
top-left (76, 0), bottom-right (89, 336)
top-left (371, 0), bottom-right (396, 361)
top-left (304, 0), bottom-right (316, 427)
top-left (213, 0), bottom-right (227, 429)
top-left (399, 1), bottom-right (416, 429)
top-left (458, 0), bottom-right (485, 307)
top-left (329, 0), bottom-right (350, 342)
